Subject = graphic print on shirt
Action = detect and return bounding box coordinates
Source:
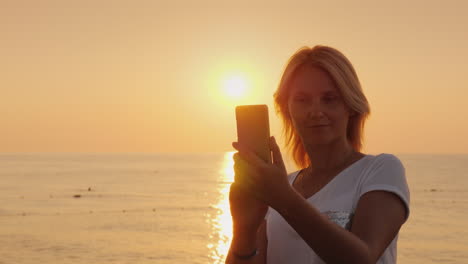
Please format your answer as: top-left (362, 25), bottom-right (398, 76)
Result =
top-left (322, 211), bottom-right (353, 230)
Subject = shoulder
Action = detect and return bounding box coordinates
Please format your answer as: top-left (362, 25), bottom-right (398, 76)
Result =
top-left (362, 153), bottom-right (406, 182)
top-left (358, 153), bottom-right (411, 221)
top-left (358, 153), bottom-right (408, 195)
top-left (372, 153), bottom-right (402, 162)
top-left (368, 153), bottom-right (405, 171)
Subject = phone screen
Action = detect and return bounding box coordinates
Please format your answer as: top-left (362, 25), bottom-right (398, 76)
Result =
top-left (235, 104), bottom-right (271, 163)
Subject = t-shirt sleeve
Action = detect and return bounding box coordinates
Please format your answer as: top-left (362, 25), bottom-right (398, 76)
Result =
top-left (358, 154), bottom-right (411, 220)
top-left (264, 206), bottom-right (271, 220)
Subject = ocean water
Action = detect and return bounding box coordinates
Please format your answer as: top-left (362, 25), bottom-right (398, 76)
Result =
top-left (0, 153), bottom-right (467, 263)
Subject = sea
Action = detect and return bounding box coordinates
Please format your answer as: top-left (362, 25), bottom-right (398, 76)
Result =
top-left (0, 152), bottom-right (467, 263)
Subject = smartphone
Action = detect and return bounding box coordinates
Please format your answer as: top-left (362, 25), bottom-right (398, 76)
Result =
top-left (235, 104), bottom-right (272, 164)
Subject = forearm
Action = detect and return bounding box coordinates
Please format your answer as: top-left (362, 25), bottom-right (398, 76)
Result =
top-left (276, 190), bottom-right (372, 264)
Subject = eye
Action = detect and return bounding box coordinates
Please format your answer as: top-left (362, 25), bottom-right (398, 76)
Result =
top-left (293, 96), bottom-right (307, 103)
top-left (323, 96), bottom-right (338, 104)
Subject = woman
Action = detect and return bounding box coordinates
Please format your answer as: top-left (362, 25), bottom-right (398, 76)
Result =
top-left (226, 45), bottom-right (410, 264)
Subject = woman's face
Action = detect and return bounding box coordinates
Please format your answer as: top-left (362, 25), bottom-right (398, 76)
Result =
top-left (287, 65), bottom-right (353, 147)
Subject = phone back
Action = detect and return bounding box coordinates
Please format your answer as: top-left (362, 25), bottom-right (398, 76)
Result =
top-left (235, 104), bottom-right (271, 163)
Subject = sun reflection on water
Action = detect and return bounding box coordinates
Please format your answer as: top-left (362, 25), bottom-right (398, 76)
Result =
top-left (207, 151), bottom-right (235, 263)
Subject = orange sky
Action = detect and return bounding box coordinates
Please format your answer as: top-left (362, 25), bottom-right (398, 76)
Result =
top-left (1, 0), bottom-right (467, 154)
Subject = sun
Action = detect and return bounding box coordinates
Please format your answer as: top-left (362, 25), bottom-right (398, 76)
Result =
top-left (223, 75), bottom-right (248, 99)
top-left (207, 64), bottom-right (260, 107)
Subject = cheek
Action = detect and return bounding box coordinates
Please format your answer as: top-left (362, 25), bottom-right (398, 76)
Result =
top-left (288, 103), bottom-right (306, 123)
top-left (327, 104), bottom-right (350, 121)
top-left (332, 112), bottom-right (351, 130)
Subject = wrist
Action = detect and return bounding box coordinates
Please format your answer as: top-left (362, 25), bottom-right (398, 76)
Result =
top-left (274, 187), bottom-right (303, 216)
top-left (233, 224), bottom-right (258, 236)
top-left (232, 248), bottom-right (258, 260)
top-left (231, 230), bottom-right (257, 256)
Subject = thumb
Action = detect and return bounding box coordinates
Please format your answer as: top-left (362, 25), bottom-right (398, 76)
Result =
top-left (270, 136), bottom-right (286, 170)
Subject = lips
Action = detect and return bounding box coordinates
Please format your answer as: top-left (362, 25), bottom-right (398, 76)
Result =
top-left (306, 124), bottom-right (330, 127)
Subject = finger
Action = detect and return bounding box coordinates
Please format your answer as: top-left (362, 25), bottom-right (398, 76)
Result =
top-left (270, 136), bottom-right (286, 171)
top-left (233, 152), bottom-right (253, 173)
top-left (232, 142), bottom-right (243, 151)
top-left (232, 142), bottom-right (267, 168)
top-left (233, 157), bottom-right (257, 184)
top-left (233, 156), bottom-right (244, 182)
top-left (233, 152), bottom-right (240, 163)
top-left (232, 173), bottom-right (256, 196)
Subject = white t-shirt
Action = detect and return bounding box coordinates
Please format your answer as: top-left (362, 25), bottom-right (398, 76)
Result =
top-left (265, 153), bottom-right (410, 264)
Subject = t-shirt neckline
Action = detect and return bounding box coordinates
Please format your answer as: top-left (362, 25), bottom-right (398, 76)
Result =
top-left (291, 154), bottom-right (371, 200)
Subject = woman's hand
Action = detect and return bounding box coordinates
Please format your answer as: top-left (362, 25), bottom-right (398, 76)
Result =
top-left (231, 136), bottom-right (294, 213)
top-left (229, 156), bottom-right (269, 234)
top-left (228, 136), bottom-right (294, 257)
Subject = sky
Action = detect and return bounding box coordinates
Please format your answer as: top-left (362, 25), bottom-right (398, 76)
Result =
top-left (1, 0), bottom-right (467, 154)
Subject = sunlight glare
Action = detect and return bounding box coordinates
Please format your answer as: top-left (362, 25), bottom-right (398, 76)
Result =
top-left (208, 151), bottom-right (235, 263)
top-left (224, 76), bottom-right (247, 98)
top-left (206, 61), bottom-right (266, 108)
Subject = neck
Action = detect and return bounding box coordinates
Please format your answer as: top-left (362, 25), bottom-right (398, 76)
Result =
top-left (304, 137), bottom-right (356, 174)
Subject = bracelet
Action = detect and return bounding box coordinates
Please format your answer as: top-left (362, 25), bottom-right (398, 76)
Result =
top-left (232, 248), bottom-right (258, 260)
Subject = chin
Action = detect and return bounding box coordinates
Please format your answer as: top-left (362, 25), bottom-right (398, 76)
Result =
top-left (302, 136), bottom-right (334, 147)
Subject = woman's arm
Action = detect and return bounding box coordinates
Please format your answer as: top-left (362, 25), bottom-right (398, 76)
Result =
top-left (276, 188), bottom-right (407, 264)
top-left (225, 220), bottom-right (267, 264)
top-left (231, 138), bottom-right (407, 263)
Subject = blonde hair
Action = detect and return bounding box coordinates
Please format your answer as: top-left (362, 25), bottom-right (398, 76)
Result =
top-left (273, 45), bottom-right (370, 169)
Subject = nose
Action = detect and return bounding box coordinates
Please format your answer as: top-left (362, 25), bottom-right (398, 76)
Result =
top-left (307, 98), bottom-right (325, 119)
